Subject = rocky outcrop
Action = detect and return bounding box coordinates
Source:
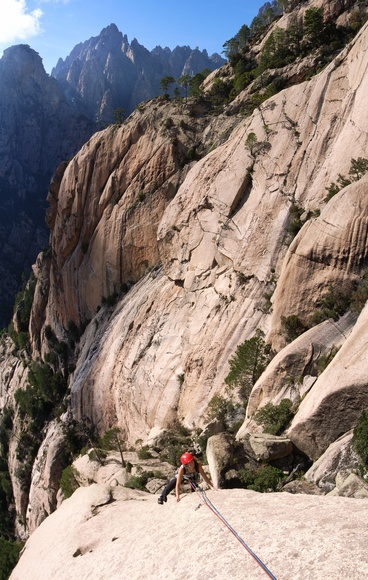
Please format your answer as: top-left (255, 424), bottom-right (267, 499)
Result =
top-left (10, 483), bottom-right (368, 580)
top-left (238, 312), bottom-right (356, 428)
top-left (286, 301), bottom-right (368, 460)
top-left (305, 431), bottom-right (360, 492)
top-left (206, 433), bottom-right (235, 488)
top-left (268, 176), bottom-right (368, 348)
top-left (52, 23), bottom-right (225, 121)
top-left (26, 421), bottom-right (69, 534)
top-left (0, 27), bottom-right (224, 328)
top-left (328, 472), bottom-right (368, 498)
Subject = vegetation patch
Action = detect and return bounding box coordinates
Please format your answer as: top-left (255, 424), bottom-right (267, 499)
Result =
top-left (225, 335), bottom-right (272, 403)
top-left (59, 465), bottom-right (80, 499)
top-left (253, 399), bottom-right (294, 436)
top-left (124, 471), bottom-right (155, 491)
top-left (237, 464), bottom-right (285, 492)
top-left (324, 157), bottom-right (368, 203)
top-left (0, 536), bottom-right (23, 580)
top-left (353, 409), bottom-right (368, 470)
top-left (281, 315), bottom-right (307, 342)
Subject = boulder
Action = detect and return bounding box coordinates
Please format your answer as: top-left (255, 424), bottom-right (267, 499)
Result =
top-left (249, 433), bottom-right (293, 462)
top-left (305, 431), bottom-right (360, 492)
top-left (206, 432), bottom-right (234, 489)
top-left (328, 472), bottom-right (368, 499)
top-left (241, 312), bottom-right (355, 423)
top-left (282, 480), bottom-right (323, 495)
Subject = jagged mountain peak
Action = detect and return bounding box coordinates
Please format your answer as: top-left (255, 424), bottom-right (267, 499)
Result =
top-left (1, 44), bottom-right (45, 77)
top-left (51, 23), bottom-right (226, 121)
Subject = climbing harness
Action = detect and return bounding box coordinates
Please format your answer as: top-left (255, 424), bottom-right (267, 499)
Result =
top-left (188, 480), bottom-right (277, 580)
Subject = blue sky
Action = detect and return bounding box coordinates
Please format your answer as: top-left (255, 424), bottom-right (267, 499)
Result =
top-left (0, 0), bottom-right (266, 74)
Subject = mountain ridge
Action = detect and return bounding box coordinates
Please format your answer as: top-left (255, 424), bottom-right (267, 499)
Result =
top-left (51, 22), bottom-right (226, 122)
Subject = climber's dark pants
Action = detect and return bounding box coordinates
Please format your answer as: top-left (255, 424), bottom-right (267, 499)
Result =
top-left (160, 477), bottom-right (177, 501)
top-left (159, 475), bottom-right (197, 501)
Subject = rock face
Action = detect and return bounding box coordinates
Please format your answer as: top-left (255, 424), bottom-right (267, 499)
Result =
top-left (33, 100), bottom-right (237, 338)
top-left (287, 301), bottom-right (368, 460)
top-left (3, 0), bottom-right (368, 545)
top-left (26, 16), bottom-right (368, 450)
top-left (249, 433), bottom-right (293, 462)
top-left (26, 421), bottom-right (70, 534)
top-left (10, 483), bottom-right (368, 580)
top-left (52, 23), bottom-right (225, 122)
top-left (305, 431), bottom-right (360, 493)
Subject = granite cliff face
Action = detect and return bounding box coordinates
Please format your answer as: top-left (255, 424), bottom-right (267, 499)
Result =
top-left (52, 23), bottom-right (225, 122)
top-left (2, 0), bottom-right (368, 561)
top-left (24, 9), bottom-right (368, 452)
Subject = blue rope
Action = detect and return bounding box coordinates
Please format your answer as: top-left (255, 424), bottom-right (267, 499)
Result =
top-left (189, 480), bottom-right (277, 580)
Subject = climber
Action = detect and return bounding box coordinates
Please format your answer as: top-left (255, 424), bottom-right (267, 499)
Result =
top-left (158, 451), bottom-right (216, 504)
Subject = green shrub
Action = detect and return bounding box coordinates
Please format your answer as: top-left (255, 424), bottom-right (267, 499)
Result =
top-left (0, 536), bottom-right (22, 580)
top-left (286, 204), bottom-right (304, 238)
top-left (138, 446), bottom-right (153, 460)
top-left (15, 362), bottom-right (68, 423)
top-left (281, 315), bottom-right (307, 342)
top-left (124, 471), bottom-right (154, 490)
top-left (353, 409), bottom-right (368, 467)
top-left (251, 465), bottom-right (285, 492)
top-left (59, 465), bottom-right (80, 499)
top-left (88, 448), bottom-right (106, 463)
top-left (160, 443), bottom-right (186, 467)
top-left (351, 270), bottom-right (368, 314)
top-left (253, 399), bottom-right (294, 435)
top-left (101, 292), bottom-right (119, 307)
top-left (309, 282), bottom-right (353, 326)
top-left (205, 394), bottom-right (240, 428)
top-left (316, 347), bottom-right (339, 375)
top-left (238, 464), bottom-right (284, 492)
top-left (67, 320), bottom-right (80, 347)
top-left (237, 465), bottom-right (255, 488)
top-left (155, 423), bottom-right (192, 466)
top-left (153, 470), bottom-right (165, 479)
top-left (324, 157), bottom-right (368, 202)
top-left (13, 273), bottom-right (36, 332)
top-left (0, 467), bottom-right (14, 539)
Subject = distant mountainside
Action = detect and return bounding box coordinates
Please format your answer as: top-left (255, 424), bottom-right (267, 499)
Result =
top-left (0, 27), bottom-right (225, 327)
top-left (51, 23), bottom-right (226, 122)
top-left (0, 44), bottom-right (96, 326)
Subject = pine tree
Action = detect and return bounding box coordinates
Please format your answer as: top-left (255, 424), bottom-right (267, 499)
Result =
top-left (225, 336), bottom-right (271, 401)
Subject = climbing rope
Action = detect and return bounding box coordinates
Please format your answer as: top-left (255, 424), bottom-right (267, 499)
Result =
top-left (188, 480), bottom-right (277, 580)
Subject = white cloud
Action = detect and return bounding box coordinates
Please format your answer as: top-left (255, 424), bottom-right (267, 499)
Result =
top-left (0, 0), bottom-right (43, 44)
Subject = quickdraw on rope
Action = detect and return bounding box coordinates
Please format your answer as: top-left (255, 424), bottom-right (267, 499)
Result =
top-left (187, 479), bottom-right (277, 580)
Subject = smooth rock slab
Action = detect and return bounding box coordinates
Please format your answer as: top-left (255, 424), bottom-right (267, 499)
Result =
top-left (10, 483), bottom-right (368, 580)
